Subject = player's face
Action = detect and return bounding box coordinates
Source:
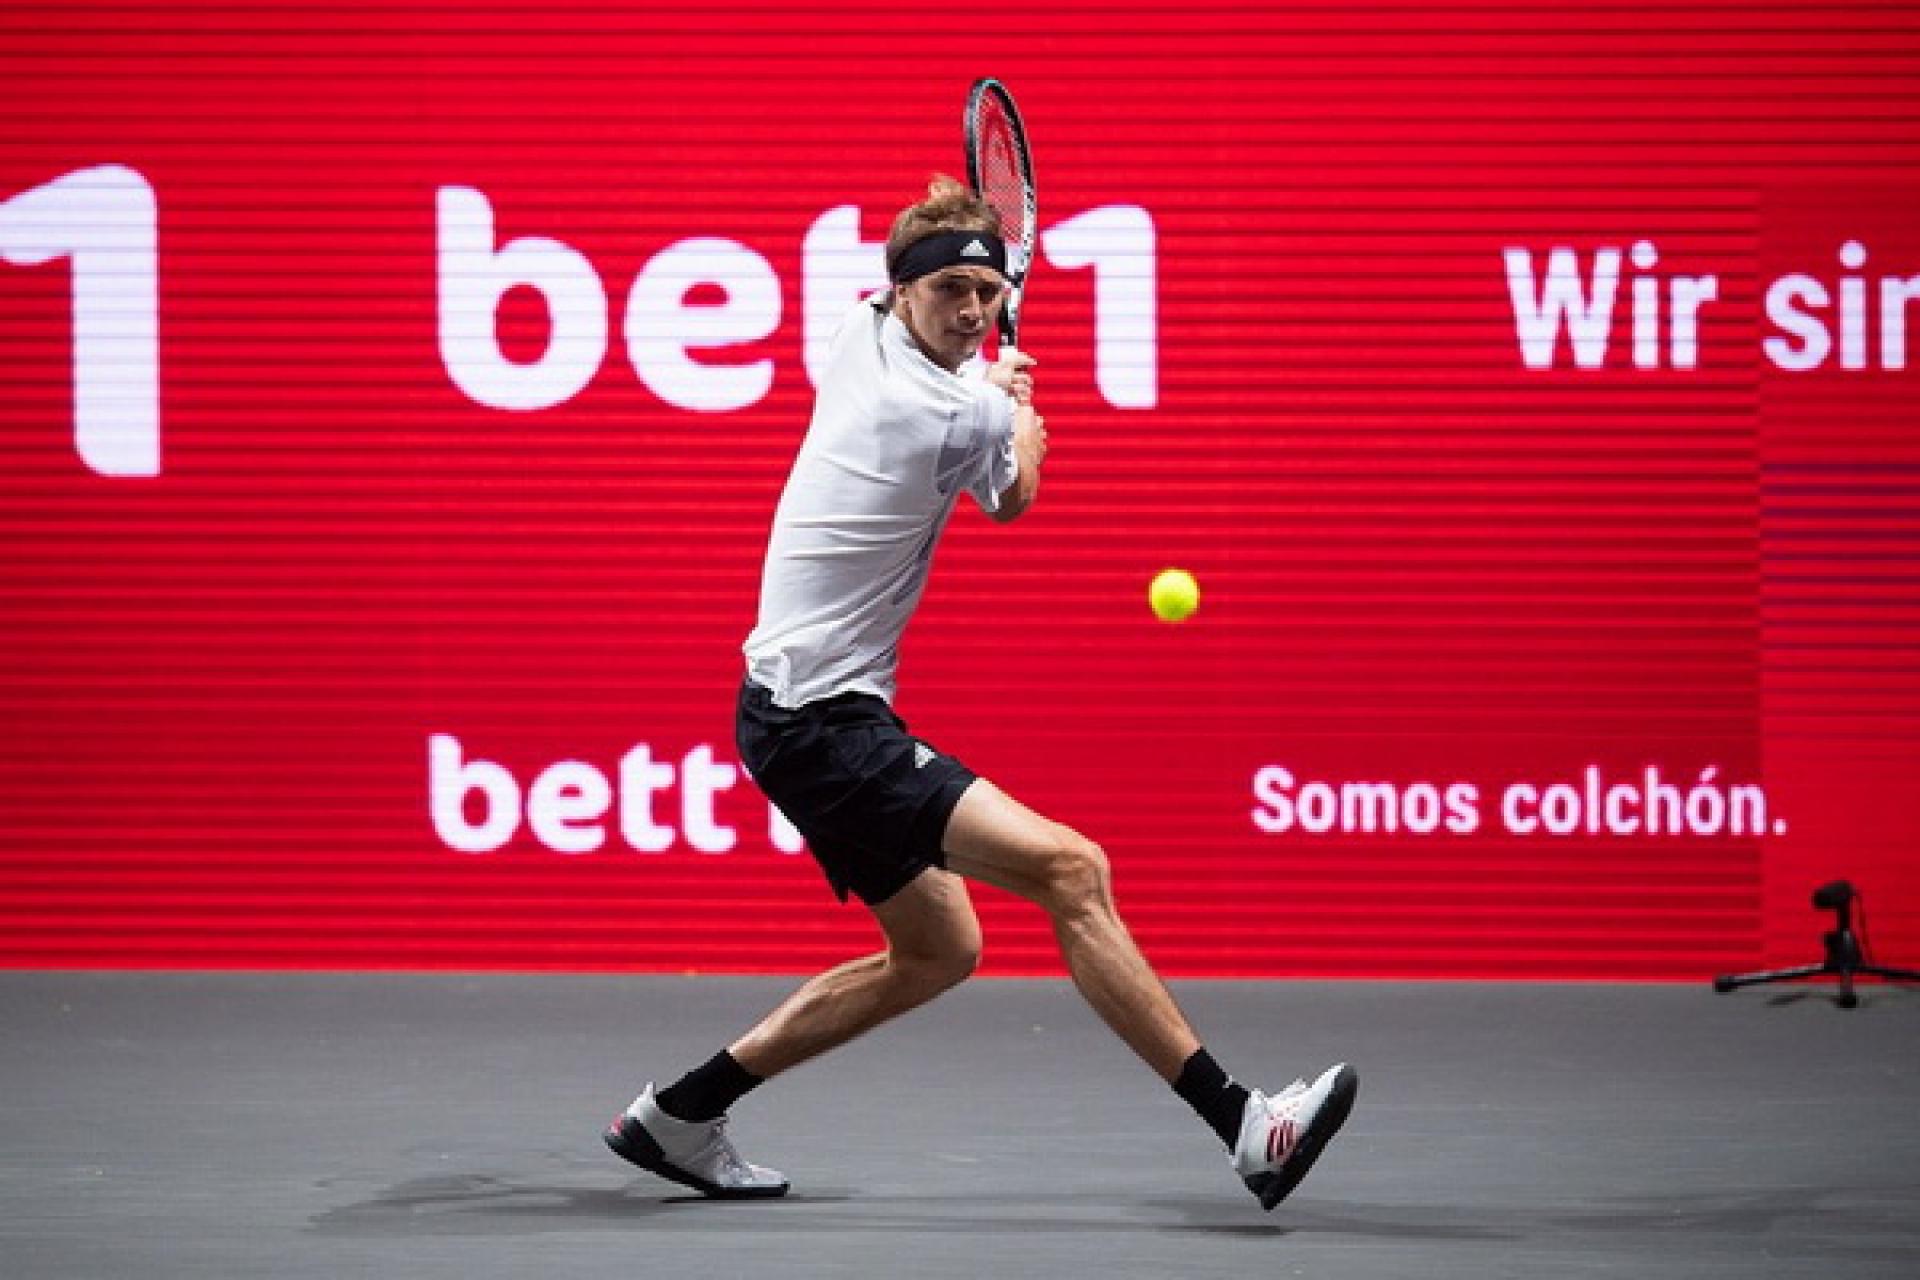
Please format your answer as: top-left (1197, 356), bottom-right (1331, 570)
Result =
top-left (895, 267), bottom-right (1007, 370)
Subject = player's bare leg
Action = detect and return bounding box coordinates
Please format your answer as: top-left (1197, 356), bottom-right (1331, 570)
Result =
top-left (940, 778), bottom-right (1198, 1079)
top-left (940, 777), bottom-right (1357, 1209)
top-left (606, 868), bottom-right (982, 1198)
top-left (727, 868), bottom-right (983, 1077)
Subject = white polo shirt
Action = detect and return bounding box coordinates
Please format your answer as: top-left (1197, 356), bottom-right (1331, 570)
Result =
top-left (743, 296), bottom-right (1019, 708)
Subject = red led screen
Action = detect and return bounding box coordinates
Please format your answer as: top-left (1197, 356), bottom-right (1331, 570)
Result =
top-left (3, 1), bottom-right (1917, 976)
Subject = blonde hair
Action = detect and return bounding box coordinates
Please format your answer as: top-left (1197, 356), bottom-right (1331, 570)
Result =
top-left (885, 175), bottom-right (1000, 280)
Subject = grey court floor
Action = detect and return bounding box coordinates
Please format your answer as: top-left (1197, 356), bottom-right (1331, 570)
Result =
top-left (2, 972), bottom-right (1916, 1279)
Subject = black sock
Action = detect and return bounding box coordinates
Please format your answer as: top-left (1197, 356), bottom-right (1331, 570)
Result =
top-left (1172, 1048), bottom-right (1251, 1151)
top-left (655, 1050), bottom-right (764, 1123)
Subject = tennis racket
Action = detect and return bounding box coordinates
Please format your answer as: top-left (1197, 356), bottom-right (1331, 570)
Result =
top-left (964, 78), bottom-right (1037, 356)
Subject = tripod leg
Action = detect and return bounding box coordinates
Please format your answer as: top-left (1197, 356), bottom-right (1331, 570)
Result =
top-left (1713, 963), bottom-right (1829, 992)
top-left (1856, 965), bottom-right (1920, 983)
top-left (1838, 965), bottom-right (1858, 1009)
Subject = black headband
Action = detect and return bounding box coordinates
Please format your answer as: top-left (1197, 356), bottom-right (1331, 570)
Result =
top-left (889, 231), bottom-right (1008, 284)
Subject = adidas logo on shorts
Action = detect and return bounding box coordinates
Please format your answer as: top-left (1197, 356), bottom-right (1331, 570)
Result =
top-left (912, 743), bottom-right (936, 770)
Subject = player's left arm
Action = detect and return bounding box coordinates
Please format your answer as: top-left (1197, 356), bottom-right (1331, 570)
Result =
top-left (988, 399), bottom-right (1046, 523)
top-left (970, 351), bottom-right (1042, 522)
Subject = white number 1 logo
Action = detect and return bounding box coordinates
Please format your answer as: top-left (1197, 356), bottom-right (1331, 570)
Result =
top-left (0, 165), bottom-right (161, 477)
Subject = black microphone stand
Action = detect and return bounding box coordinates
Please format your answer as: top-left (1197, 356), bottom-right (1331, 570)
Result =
top-left (1714, 880), bottom-right (1920, 1008)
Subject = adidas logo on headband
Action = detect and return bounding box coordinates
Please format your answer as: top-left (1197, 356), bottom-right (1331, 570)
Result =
top-left (961, 239), bottom-right (990, 259)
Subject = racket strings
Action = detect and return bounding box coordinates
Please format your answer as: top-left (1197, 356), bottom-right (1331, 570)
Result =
top-left (965, 82), bottom-right (1034, 340)
top-left (974, 112), bottom-right (1030, 264)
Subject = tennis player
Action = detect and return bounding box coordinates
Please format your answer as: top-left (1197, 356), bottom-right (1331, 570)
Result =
top-left (605, 177), bottom-right (1356, 1211)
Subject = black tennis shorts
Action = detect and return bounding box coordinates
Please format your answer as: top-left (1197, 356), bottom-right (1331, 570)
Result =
top-left (736, 678), bottom-right (978, 906)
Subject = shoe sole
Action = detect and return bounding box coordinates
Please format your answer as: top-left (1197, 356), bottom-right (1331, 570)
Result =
top-left (604, 1114), bottom-right (790, 1200)
top-left (1244, 1064), bottom-right (1358, 1211)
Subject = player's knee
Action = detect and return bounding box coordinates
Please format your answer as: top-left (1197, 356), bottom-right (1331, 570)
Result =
top-left (890, 951), bottom-right (977, 1005)
top-left (938, 933), bottom-right (984, 990)
top-left (889, 925), bottom-right (981, 1002)
top-left (932, 919), bottom-right (984, 988)
top-left (1043, 832), bottom-right (1112, 918)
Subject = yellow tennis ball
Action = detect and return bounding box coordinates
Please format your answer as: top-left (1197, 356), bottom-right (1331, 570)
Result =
top-left (1149, 568), bottom-right (1199, 623)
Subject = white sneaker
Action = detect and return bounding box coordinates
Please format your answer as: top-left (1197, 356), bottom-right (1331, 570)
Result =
top-left (604, 1084), bottom-right (789, 1198)
top-left (1232, 1063), bottom-right (1358, 1209)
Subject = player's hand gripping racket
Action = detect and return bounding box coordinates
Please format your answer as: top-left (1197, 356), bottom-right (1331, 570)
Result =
top-left (964, 78), bottom-right (1037, 360)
